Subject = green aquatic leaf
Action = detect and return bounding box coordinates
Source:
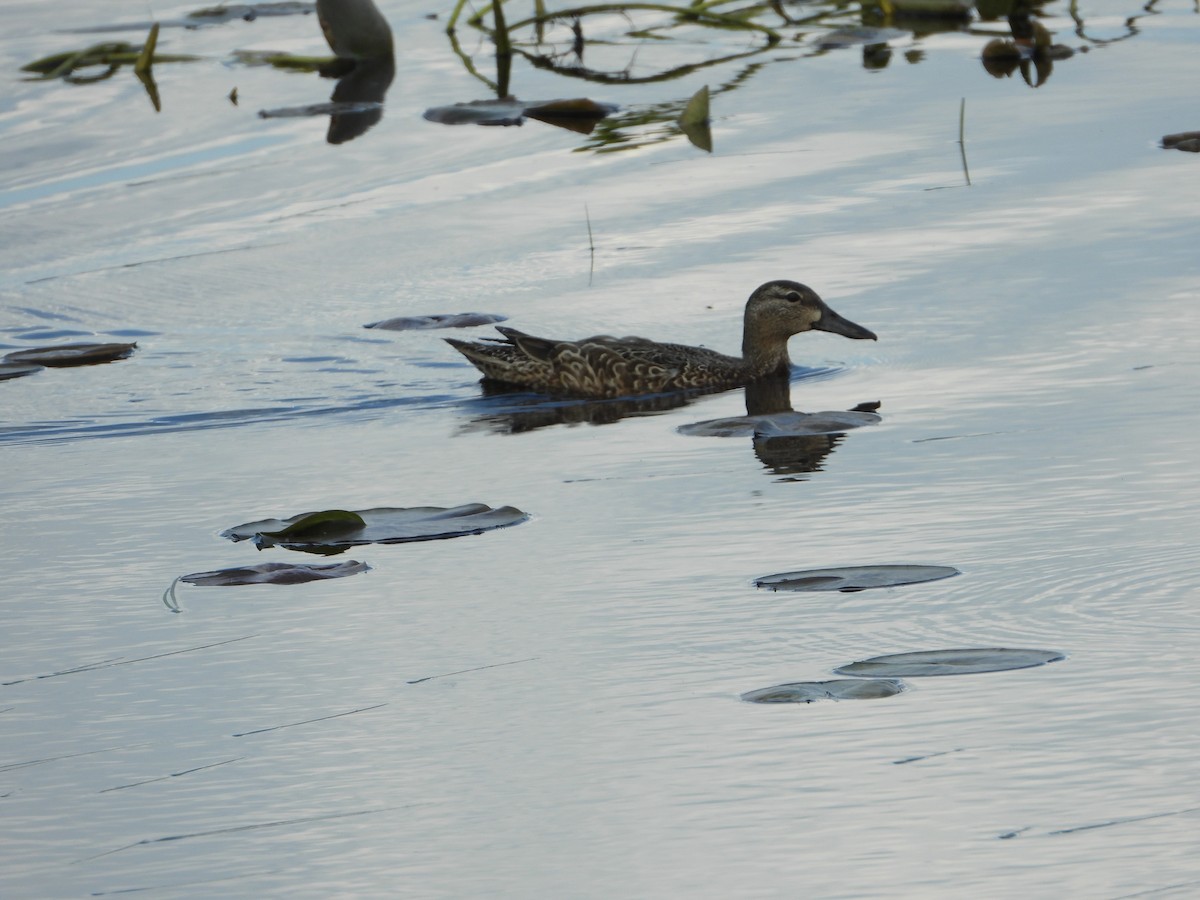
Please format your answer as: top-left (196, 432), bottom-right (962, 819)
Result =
top-left (365, 313), bottom-right (508, 331)
top-left (677, 85), bottom-right (711, 153)
top-left (259, 509), bottom-right (367, 540)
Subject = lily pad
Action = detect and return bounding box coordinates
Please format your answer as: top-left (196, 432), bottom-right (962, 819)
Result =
top-left (755, 564), bottom-right (960, 592)
top-left (365, 313), bottom-right (507, 331)
top-left (2, 342), bottom-right (136, 367)
top-left (1162, 131), bottom-right (1200, 153)
top-left (180, 560), bottom-right (370, 586)
top-left (741, 679), bottom-right (906, 704)
top-left (423, 98), bottom-right (617, 132)
top-left (221, 503), bottom-right (529, 552)
top-left (833, 648), bottom-right (1066, 678)
top-left (679, 410), bottom-right (880, 438)
top-left (0, 362), bottom-right (44, 381)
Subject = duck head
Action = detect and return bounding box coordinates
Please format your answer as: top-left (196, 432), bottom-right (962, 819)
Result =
top-left (742, 280), bottom-right (876, 375)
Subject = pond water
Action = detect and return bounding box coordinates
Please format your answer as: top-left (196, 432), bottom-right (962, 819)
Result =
top-left (3, 0), bottom-right (1200, 896)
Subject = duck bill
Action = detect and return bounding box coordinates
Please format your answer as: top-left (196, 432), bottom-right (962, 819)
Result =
top-left (815, 305), bottom-right (877, 341)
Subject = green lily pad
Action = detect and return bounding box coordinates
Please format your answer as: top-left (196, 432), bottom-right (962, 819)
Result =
top-left (2, 342), bottom-right (136, 367)
top-left (833, 648), bottom-right (1066, 677)
top-left (365, 313), bottom-right (507, 331)
top-left (222, 503), bottom-right (529, 552)
top-left (742, 679), bottom-right (906, 703)
top-left (755, 564), bottom-right (960, 592)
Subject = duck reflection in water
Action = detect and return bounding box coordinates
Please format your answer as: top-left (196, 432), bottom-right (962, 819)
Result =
top-left (459, 370), bottom-right (880, 479)
top-left (316, 0), bottom-right (394, 143)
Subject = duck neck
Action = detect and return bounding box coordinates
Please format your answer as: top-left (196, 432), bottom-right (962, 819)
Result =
top-left (741, 328), bottom-right (791, 379)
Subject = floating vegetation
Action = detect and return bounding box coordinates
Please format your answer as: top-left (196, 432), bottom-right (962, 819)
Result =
top-left (1162, 131), bottom-right (1200, 153)
top-left (2, 342), bottom-right (137, 367)
top-left (833, 648), bottom-right (1066, 677)
top-left (680, 409), bottom-right (880, 438)
top-left (365, 313), bottom-right (509, 331)
top-left (754, 564), bottom-right (961, 593)
top-left (164, 560), bottom-right (369, 611)
top-left (222, 503), bottom-right (530, 553)
top-left (232, 49), bottom-right (338, 73)
top-left (816, 26), bottom-right (907, 50)
top-left (741, 679), bottom-right (906, 703)
top-left (0, 362), bottom-right (45, 381)
top-left (424, 97), bottom-right (618, 133)
top-left (21, 42), bottom-right (199, 82)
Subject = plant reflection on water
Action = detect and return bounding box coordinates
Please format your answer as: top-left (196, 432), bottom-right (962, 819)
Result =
top-left (16, 0), bottom-right (1167, 151)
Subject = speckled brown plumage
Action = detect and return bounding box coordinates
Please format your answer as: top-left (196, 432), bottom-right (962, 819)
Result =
top-left (445, 280), bottom-right (876, 400)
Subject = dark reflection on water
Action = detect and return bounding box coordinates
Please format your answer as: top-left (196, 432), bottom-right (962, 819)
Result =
top-left (454, 366), bottom-right (845, 434)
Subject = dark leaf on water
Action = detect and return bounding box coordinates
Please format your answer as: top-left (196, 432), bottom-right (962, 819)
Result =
top-left (222, 503), bottom-right (529, 552)
top-left (2, 342), bottom-right (136, 367)
top-left (0, 362), bottom-right (45, 381)
top-left (259, 509), bottom-right (366, 541)
top-left (834, 647), bottom-right (1066, 677)
top-left (742, 679), bottom-right (906, 703)
top-left (365, 313), bottom-right (507, 331)
top-left (755, 564), bottom-right (960, 592)
top-left (181, 560), bottom-right (370, 586)
top-left (1162, 131), bottom-right (1200, 152)
top-left (424, 98), bottom-right (617, 131)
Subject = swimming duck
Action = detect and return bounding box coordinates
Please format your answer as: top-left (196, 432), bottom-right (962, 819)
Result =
top-left (445, 280), bottom-right (877, 399)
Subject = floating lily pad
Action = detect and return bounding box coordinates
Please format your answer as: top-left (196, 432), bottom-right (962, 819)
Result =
top-left (833, 648), bottom-right (1066, 678)
top-left (365, 313), bottom-right (508, 331)
top-left (181, 560), bottom-right (370, 586)
top-left (679, 409), bottom-right (880, 438)
top-left (755, 564), bottom-right (960, 592)
top-left (2, 342), bottom-right (136, 367)
top-left (741, 679), bottom-right (906, 704)
top-left (424, 98), bottom-right (617, 132)
top-left (0, 362), bottom-right (44, 381)
top-left (222, 503), bottom-right (529, 552)
top-left (1162, 131), bottom-right (1200, 153)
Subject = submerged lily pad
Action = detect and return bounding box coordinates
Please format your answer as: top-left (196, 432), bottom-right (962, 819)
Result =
top-left (741, 679), bottom-right (906, 703)
top-left (181, 560), bottom-right (370, 586)
top-left (222, 503), bottom-right (529, 552)
top-left (834, 648), bottom-right (1066, 677)
top-left (755, 564), bottom-right (960, 592)
top-left (365, 313), bottom-right (507, 331)
top-left (2, 342), bottom-right (136, 367)
top-left (0, 362), bottom-right (44, 381)
top-left (679, 410), bottom-right (880, 438)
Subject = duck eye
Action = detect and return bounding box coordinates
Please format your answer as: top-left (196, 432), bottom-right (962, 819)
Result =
top-left (785, 291), bottom-right (803, 303)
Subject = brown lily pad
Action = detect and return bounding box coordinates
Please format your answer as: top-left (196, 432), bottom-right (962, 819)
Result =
top-left (3, 341), bottom-right (136, 367)
top-left (222, 503), bottom-right (530, 553)
top-left (365, 313), bottom-right (507, 331)
top-left (833, 647), bottom-right (1066, 677)
top-left (755, 564), bottom-right (960, 592)
top-left (741, 679), bottom-right (906, 703)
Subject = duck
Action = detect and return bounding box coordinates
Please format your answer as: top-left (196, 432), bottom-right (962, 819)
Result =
top-left (444, 280), bottom-right (877, 400)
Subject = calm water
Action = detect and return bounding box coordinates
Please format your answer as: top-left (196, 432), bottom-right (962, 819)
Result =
top-left (3, 0), bottom-right (1200, 896)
